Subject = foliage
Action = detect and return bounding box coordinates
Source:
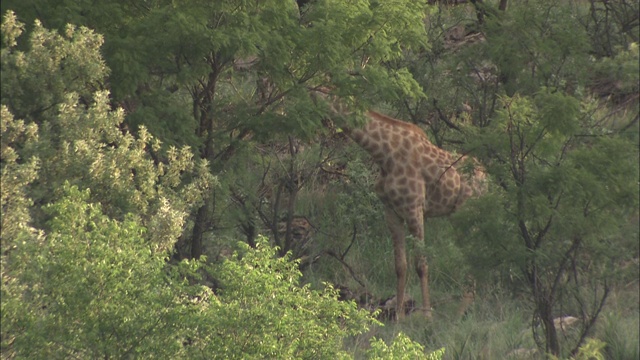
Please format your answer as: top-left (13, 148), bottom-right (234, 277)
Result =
top-left (188, 238), bottom-right (377, 359)
top-left (1, 11), bottom-right (215, 252)
top-left (589, 42), bottom-right (640, 101)
top-left (599, 304), bottom-right (640, 360)
top-left (572, 338), bottom-right (607, 360)
top-left (483, 0), bottom-right (590, 96)
top-left (551, 338), bottom-right (606, 360)
top-left (1, 186), bottom-right (194, 358)
top-left (0, 179), bottom-right (430, 358)
top-left (0, 186), bottom-right (382, 358)
top-left (454, 92), bottom-right (638, 356)
top-left (1, 12), bottom-right (108, 122)
top-left (398, 1), bottom-right (640, 355)
top-left (367, 333), bottom-right (445, 360)
top-left (1, 0), bottom-right (638, 357)
top-left (1, 0), bottom-right (430, 144)
top-left (0, 105), bottom-right (38, 244)
top-left (5, 0), bottom-right (432, 258)
top-left (581, 0), bottom-right (639, 58)
top-left (0, 17), bottom-right (438, 358)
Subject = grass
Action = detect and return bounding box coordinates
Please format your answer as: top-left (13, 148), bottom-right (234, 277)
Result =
top-left (598, 283), bottom-right (640, 360)
top-left (345, 280), bottom-right (639, 359)
top-left (300, 177), bottom-right (638, 360)
top-left (304, 167), bottom-right (638, 359)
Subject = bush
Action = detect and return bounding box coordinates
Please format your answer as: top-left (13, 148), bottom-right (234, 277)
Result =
top-left (368, 333), bottom-right (445, 360)
top-left (1, 186), bottom-right (433, 358)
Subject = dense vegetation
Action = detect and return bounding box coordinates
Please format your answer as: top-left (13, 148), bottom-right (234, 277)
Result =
top-left (1, 0), bottom-right (638, 358)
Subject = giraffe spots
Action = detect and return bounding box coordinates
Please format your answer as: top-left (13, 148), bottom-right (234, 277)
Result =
top-left (445, 178), bottom-right (456, 189)
top-left (398, 186), bottom-right (410, 196)
top-left (401, 138), bottom-right (413, 151)
top-left (462, 186), bottom-right (473, 199)
top-left (391, 133), bottom-right (401, 148)
top-left (354, 111), bottom-right (486, 230)
top-left (384, 157), bottom-right (394, 171)
top-left (382, 142), bottom-right (392, 154)
top-left (425, 163), bottom-right (440, 178)
top-left (371, 130), bottom-right (382, 141)
top-left (423, 149), bottom-right (437, 162)
top-left (368, 141), bottom-right (382, 154)
top-left (408, 179), bottom-right (418, 192)
top-left (406, 194), bottom-right (423, 207)
top-left (397, 147), bottom-right (409, 159)
top-left (388, 188), bottom-right (399, 199)
top-left (431, 191), bottom-right (442, 203)
top-left (406, 220), bottom-right (422, 238)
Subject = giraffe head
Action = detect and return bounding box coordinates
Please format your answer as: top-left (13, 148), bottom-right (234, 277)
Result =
top-left (460, 156), bottom-right (488, 195)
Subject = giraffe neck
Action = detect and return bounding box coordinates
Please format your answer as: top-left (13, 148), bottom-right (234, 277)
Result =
top-left (347, 111), bottom-right (487, 217)
top-left (346, 111), bottom-right (435, 169)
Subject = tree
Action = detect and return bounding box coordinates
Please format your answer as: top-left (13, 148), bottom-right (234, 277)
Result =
top-left (582, 0), bottom-right (639, 58)
top-left (455, 92), bottom-right (638, 356)
top-left (1, 0), bottom-right (431, 258)
top-left (2, 185), bottom-right (196, 358)
top-left (415, 1), bottom-right (640, 356)
top-left (0, 12), bottom-right (210, 356)
top-left (1, 12), bottom-right (440, 359)
top-left (1, 11), bottom-right (214, 252)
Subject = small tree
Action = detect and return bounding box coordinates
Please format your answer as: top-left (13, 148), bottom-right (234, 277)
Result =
top-left (1, 0), bottom-right (431, 258)
top-left (1, 185), bottom-right (197, 358)
top-left (1, 11), bottom-right (214, 252)
top-left (1, 12), bottom-right (438, 359)
top-left (455, 93), bottom-right (638, 356)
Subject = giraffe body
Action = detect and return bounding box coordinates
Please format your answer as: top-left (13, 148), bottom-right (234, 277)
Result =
top-left (347, 110), bottom-right (485, 319)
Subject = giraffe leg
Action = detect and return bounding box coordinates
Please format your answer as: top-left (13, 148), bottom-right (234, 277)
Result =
top-left (384, 207), bottom-right (407, 320)
top-left (407, 210), bottom-right (432, 319)
top-left (415, 254), bottom-right (432, 318)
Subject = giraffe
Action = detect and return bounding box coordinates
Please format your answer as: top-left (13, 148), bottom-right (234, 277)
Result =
top-left (343, 110), bottom-right (487, 319)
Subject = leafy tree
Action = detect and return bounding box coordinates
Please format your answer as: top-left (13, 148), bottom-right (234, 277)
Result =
top-left (454, 92), bottom-right (638, 356)
top-left (0, 106), bottom-right (38, 246)
top-left (1, 188), bottom-right (429, 358)
top-left (1, 11), bottom-right (214, 252)
top-left (188, 239), bottom-right (375, 359)
top-left (1, 182), bottom-right (380, 358)
top-left (397, 1), bottom-right (639, 355)
top-left (2, 185), bottom-right (195, 358)
top-left (581, 0), bottom-right (639, 58)
top-left (388, 4), bottom-right (637, 355)
top-left (0, 11), bottom-right (210, 356)
top-left (368, 333), bottom-right (445, 360)
top-left (1, 0), bottom-right (431, 258)
top-left (1, 12), bottom-right (440, 359)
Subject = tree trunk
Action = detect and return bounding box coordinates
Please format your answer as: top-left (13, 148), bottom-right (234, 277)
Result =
top-left (469, 0), bottom-right (486, 25)
top-left (499, 0), bottom-right (508, 11)
top-left (538, 297), bottom-right (560, 356)
top-left (282, 136), bottom-right (300, 256)
top-left (191, 202), bottom-right (209, 259)
top-left (188, 58), bottom-right (222, 259)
